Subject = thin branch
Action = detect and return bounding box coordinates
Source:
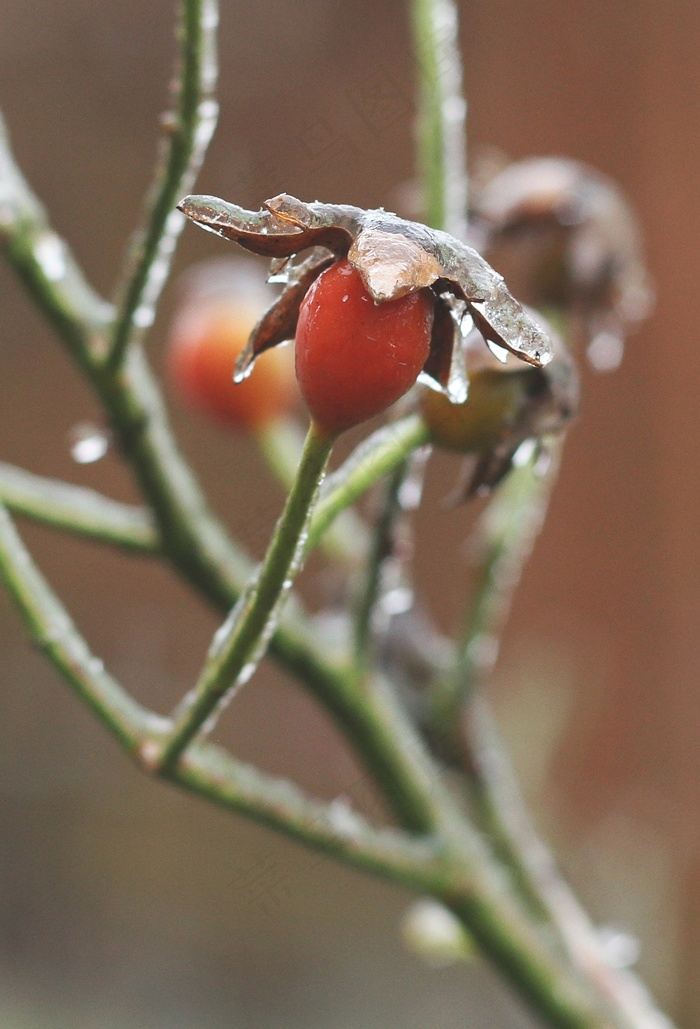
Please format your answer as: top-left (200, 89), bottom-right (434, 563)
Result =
top-left (0, 111), bottom-right (111, 369)
top-left (0, 462), bottom-right (159, 553)
top-left (159, 422), bottom-right (334, 769)
top-left (352, 460), bottom-right (408, 678)
top-left (107, 0), bottom-right (219, 368)
top-left (257, 415), bottom-right (370, 565)
top-left (0, 496), bottom-right (668, 1029)
top-left (308, 414), bottom-right (430, 556)
top-left (409, 0), bottom-right (468, 235)
top-left (0, 121), bottom-right (365, 738)
top-left (461, 696), bottom-right (676, 1029)
top-left (174, 742), bottom-right (447, 892)
top-left (429, 446), bottom-right (560, 758)
top-left (0, 499), bottom-right (456, 895)
top-left (0, 503), bottom-right (150, 751)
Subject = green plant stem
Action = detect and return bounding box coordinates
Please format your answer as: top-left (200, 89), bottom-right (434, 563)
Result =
top-left (0, 113), bottom-right (111, 369)
top-left (256, 415), bottom-right (370, 565)
top-left (456, 697), bottom-right (676, 1029)
top-left (0, 462), bottom-right (160, 553)
top-left (426, 444), bottom-right (673, 1026)
top-left (175, 741), bottom-right (447, 891)
top-left (0, 501), bottom-right (451, 891)
top-left (0, 21), bottom-right (676, 1028)
top-left (425, 449), bottom-right (565, 932)
top-left (159, 421), bottom-right (335, 769)
top-left (308, 414), bottom-right (430, 555)
top-left (0, 503), bottom-right (150, 752)
top-left (429, 449), bottom-right (559, 755)
top-left (107, 0), bottom-right (219, 369)
top-left (352, 461), bottom-right (408, 679)
top-left (0, 499), bottom-right (671, 1029)
top-left (0, 106), bottom-right (356, 726)
top-left (410, 0), bottom-right (468, 235)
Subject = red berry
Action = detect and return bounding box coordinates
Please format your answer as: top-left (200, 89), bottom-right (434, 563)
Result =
top-left (167, 299), bottom-right (297, 431)
top-left (294, 258), bottom-right (434, 438)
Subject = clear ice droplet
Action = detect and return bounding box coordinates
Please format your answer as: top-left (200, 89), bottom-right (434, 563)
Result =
top-left (512, 438), bottom-right (537, 468)
top-left (597, 926), bottom-right (641, 970)
top-left (485, 339), bottom-right (509, 364)
top-left (587, 331), bottom-right (624, 372)
top-left (267, 256), bottom-right (293, 284)
top-left (379, 586), bottom-right (414, 616)
top-left (69, 423), bottom-right (110, 464)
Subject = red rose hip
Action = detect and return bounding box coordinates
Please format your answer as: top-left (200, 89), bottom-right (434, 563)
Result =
top-left (294, 258), bottom-right (434, 438)
top-left (167, 299), bottom-right (296, 432)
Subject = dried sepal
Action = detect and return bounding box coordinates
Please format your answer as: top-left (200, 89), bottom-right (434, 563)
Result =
top-left (471, 157), bottom-right (653, 369)
top-left (422, 313), bottom-right (579, 499)
top-left (235, 251), bottom-right (335, 381)
top-left (178, 193), bottom-right (554, 396)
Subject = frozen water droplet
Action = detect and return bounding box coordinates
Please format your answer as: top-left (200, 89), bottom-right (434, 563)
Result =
top-left (512, 438), bottom-right (537, 468)
top-left (458, 310), bottom-right (474, 336)
top-left (237, 662), bottom-right (257, 687)
top-left (328, 797), bottom-right (362, 837)
top-left (485, 339), bottom-right (509, 364)
top-left (398, 447), bottom-right (431, 510)
top-left (470, 285), bottom-right (553, 367)
top-left (597, 926), bottom-right (640, 970)
top-left (267, 256), bottom-right (292, 284)
top-left (442, 95), bottom-right (466, 124)
top-left (35, 233), bottom-right (67, 282)
top-left (417, 370), bottom-right (442, 393)
top-left (233, 356), bottom-right (255, 383)
top-left (446, 345), bottom-right (469, 404)
top-left (69, 423), bottom-right (110, 464)
top-left (133, 304), bottom-right (155, 329)
top-left (402, 899), bottom-right (473, 967)
top-left (198, 99), bottom-right (219, 121)
top-left (380, 586), bottom-right (414, 616)
top-left (202, 2), bottom-right (219, 29)
top-left (533, 447), bottom-right (552, 478)
top-left (87, 656), bottom-right (105, 677)
top-left (587, 331), bottom-right (624, 372)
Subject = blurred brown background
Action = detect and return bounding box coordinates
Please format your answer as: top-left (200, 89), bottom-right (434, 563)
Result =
top-left (0, 0), bottom-right (699, 1026)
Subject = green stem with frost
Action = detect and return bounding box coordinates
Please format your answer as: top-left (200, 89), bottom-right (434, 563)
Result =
top-left (308, 415), bottom-right (430, 555)
top-left (107, 0), bottom-right (219, 369)
top-left (0, 462), bottom-right (160, 554)
top-left (257, 416), bottom-right (370, 564)
top-left (159, 421), bottom-right (334, 769)
top-left (410, 0), bottom-right (468, 235)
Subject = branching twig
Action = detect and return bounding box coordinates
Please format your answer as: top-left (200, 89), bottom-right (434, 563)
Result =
top-left (0, 113), bottom-right (111, 370)
top-left (410, 0), bottom-right (468, 235)
top-left (256, 415), bottom-right (370, 564)
top-left (0, 503), bottom-right (151, 751)
top-left (107, 0), bottom-right (219, 369)
top-left (0, 500), bottom-right (665, 1029)
top-left (0, 461), bottom-right (159, 553)
top-left (0, 109), bottom-right (350, 703)
top-left (429, 446), bottom-right (560, 760)
top-left (352, 461), bottom-right (409, 679)
top-left (159, 422), bottom-right (334, 769)
top-left (308, 415), bottom-right (430, 555)
top-left (0, 0), bottom-right (677, 1024)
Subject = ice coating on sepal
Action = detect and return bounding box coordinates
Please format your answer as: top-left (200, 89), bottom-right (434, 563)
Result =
top-left (178, 192), bottom-right (554, 391)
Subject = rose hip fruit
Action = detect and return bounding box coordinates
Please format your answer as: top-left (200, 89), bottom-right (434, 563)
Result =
top-left (294, 258), bottom-right (434, 438)
top-left (168, 300), bottom-right (296, 432)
